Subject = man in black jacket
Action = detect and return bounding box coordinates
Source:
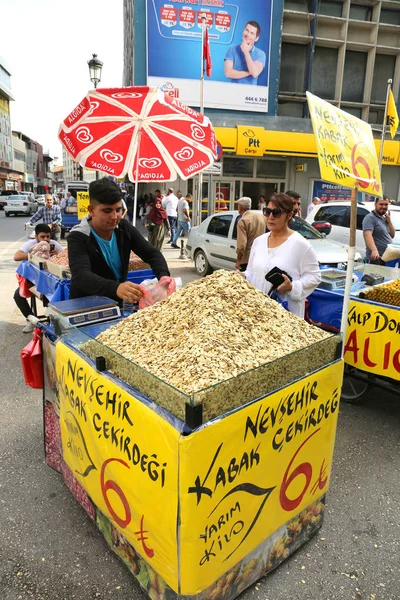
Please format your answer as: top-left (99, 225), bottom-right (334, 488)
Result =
top-left (67, 178), bottom-right (170, 302)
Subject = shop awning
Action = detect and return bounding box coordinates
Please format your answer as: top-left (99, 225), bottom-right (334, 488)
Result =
top-left (214, 127), bottom-right (400, 166)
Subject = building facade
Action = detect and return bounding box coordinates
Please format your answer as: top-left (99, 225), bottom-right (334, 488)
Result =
top-left (123, 0), bottom-right (400, 215)
top-left (62, 147), bottom-right (97, 185)
top-left (0, 57), bottom-right (25, 192)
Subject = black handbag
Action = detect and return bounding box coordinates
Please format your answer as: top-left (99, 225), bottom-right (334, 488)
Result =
top-left (265, 266), bottom-right (292, 289)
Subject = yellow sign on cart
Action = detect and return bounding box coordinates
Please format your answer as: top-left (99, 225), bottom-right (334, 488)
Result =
top-left (179, 360), bottom-right (344, 595)
top-left (77, 191), bottom-right (90, 220)
top-left (307, 92), bottom-right (382, 197)
top-left (56, 342), bottom-right (180, 591)
top-left (344, 299), bottom-right (400, 381)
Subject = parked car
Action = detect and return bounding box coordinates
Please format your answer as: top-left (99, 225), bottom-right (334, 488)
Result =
top-left (0, 189), bottom-right (18, 210)
top-left (4, 195), bottom-right (38, 217)
top-left (186, 211), bottom-right (361, 276)
top-left (306, 201), bottom-right (400, 257)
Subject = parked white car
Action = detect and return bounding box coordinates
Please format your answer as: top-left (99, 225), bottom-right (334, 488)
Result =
top-left (4, 195), bottom-right (38, 217)
top-left (306, 201), bottom-right (400, 257)
top-left (186, 211), bottom-right (361, 276)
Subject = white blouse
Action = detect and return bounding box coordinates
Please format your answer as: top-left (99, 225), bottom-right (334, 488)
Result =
top-left (245, 231), bottom-right (321, 317)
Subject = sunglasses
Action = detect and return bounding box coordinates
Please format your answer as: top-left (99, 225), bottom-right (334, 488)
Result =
top-left (263, 207), bottom-right (290, 217)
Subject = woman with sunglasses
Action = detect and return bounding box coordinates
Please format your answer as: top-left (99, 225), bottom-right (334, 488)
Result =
top-left (245, 193), bottom-right (321, 317)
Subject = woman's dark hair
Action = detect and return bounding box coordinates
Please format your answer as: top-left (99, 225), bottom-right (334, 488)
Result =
top-left (268, 193), bottom-right (294, 213)
top-left (89, 177), bottom-right (122, 204)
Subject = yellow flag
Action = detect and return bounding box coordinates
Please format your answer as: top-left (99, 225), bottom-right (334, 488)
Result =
top-left (387, 89), bottom-right (399, 139)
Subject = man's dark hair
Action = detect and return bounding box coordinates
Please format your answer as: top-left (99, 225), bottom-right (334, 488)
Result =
top-left (35, 223), bottom-right (51, 235)
top-left (285, 190), bottom-right (301, 200)
top-left (154, 189), bottom-right (161, 195)
top-left (89, 177), bottom-right (122, 204)
top-left (246, 20), bottom-right (261, 37)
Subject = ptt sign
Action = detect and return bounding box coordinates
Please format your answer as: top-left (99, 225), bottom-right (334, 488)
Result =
top-left (237, 126), bottom-right (265, 156)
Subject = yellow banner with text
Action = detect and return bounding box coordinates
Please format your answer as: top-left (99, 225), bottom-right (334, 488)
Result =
top-left (77, 191), bottom-right (90, 220)
top-left (179, 360), bottom-right (344, 595)
top-left (307, 92), bottom-right (382, 197)
top-left (344, 299), bottom-right (400, 381)
top-left (56, 341), bottom-right (180, 591)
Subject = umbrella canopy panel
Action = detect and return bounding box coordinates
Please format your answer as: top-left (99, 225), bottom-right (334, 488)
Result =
top-left (59, 87), bottom-right (218, 182)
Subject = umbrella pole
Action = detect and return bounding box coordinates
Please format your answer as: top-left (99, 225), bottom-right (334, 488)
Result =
top-left (132, 130), bottom-right (141, 228)
top-left (340, 185), bottom-right (358, 347)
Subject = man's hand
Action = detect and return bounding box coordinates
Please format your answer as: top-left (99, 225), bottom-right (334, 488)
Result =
top-left (235, 259), bottom-right (241, 270)
top-left (277, 274), bottom-right (293, 294)
top-left (384, 210), bottom-right (391, 223)
top-left (240, 39), bottom-right (253, 55)
top-left (116, 282), bottom-right (144, 302)
top-left (371, 248), bottom-right (380, 261)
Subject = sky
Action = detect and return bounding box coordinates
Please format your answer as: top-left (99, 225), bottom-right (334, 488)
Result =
top-left (1, 0), bottom-right (123, 165)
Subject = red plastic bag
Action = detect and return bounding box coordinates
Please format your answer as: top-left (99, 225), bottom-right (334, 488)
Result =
top-left (16, 274), bottom-right (33, 299)
top-left (138, 276), bottom-right (176, 310)
top-left (20, 328), bottom-right (44, 389)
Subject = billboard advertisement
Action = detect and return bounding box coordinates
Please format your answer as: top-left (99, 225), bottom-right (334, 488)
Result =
top-left (146, 0), bottom-right (273, 113)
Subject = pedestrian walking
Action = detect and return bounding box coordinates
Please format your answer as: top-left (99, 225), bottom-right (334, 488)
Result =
top-left (307, 197), bottom-right (321, 215)
top-left (171, 193), bottom-right (192, 248)
top-left (285, 190), bottom-right (302, 217)
top-left (163, 188), bottom-right (179, 242)
top-left (235, 197), bottom-right (266, 271)
top-left (146, 198), bottom-right (170, 251)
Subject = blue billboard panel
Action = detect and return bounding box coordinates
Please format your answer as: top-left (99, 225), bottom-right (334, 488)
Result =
top-left (147, 0), bottom-right (273, 112)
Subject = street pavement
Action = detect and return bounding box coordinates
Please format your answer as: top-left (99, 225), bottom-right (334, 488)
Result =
top-left (0, 211), bottom-right (399, 600)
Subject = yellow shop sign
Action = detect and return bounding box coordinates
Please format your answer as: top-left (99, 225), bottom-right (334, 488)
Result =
top-left (237, 126), bottom-right (265, 157)
top-left (77, 191), bottom-right (90, 220)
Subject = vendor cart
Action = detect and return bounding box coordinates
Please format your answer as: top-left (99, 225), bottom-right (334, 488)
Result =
top-left (16, 259), bottom-right (153, 304)
top-left (35, 290), bottom-right (344, 600)
top-left (307, 263), bottom-right (400, 403)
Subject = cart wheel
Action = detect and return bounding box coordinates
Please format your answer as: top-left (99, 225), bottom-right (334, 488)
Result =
top-left (341, 366), bottom-right (370, 404)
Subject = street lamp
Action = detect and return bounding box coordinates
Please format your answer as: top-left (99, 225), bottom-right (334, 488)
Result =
top-left (88, 54), bottom-right (103, 180)
top-left (88, 53), bottom-right (103, 89)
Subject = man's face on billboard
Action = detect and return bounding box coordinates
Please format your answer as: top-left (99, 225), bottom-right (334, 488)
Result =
top-left (243, 23), bottom-right (259, 46)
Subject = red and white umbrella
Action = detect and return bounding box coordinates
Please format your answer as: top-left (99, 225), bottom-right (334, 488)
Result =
top-left (59, 87), bottom-right (217, 219)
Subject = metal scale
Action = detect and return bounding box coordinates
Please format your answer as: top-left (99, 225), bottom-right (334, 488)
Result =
top-left (47, 296), bottom-right (121, 333)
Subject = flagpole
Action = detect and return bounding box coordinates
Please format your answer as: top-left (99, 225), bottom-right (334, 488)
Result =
top-left (196, 14), bottom-right (206, 227)
top-left (379, 78), bottom-right (392, 172)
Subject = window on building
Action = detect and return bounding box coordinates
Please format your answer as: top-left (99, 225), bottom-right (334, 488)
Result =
top-left (14, 150), bottom-right (26, 162)
top-left (368, 108), bottom-right (385, 125)
top-left (223, 157), bottom-right (254, 177)
top-left (284, 0), bottom-right (313, 11)
top-left (342, 51), bottom-right (367, 102)
top-left (349, 4), bottom-right (372, 21)
top-left (371, 55), bottom-right (396, 104)
top-left (319, 0), bottom-right (344, 18)
top-left (311, 46), bottom-right (338, 99)
top-left (277, 100), bottom-right (305, 117)
top-left (256, 160), bottom-right (287, 179)
top-left (380, 9), bottom-right (400, 26)
top-left (341, 105), bottom-right (362, 118)
top-left (279, 43), bottom-right (307, 93)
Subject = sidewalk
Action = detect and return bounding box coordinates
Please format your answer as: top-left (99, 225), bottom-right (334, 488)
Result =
top-left (134, 219), bottom-right (199, 286)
